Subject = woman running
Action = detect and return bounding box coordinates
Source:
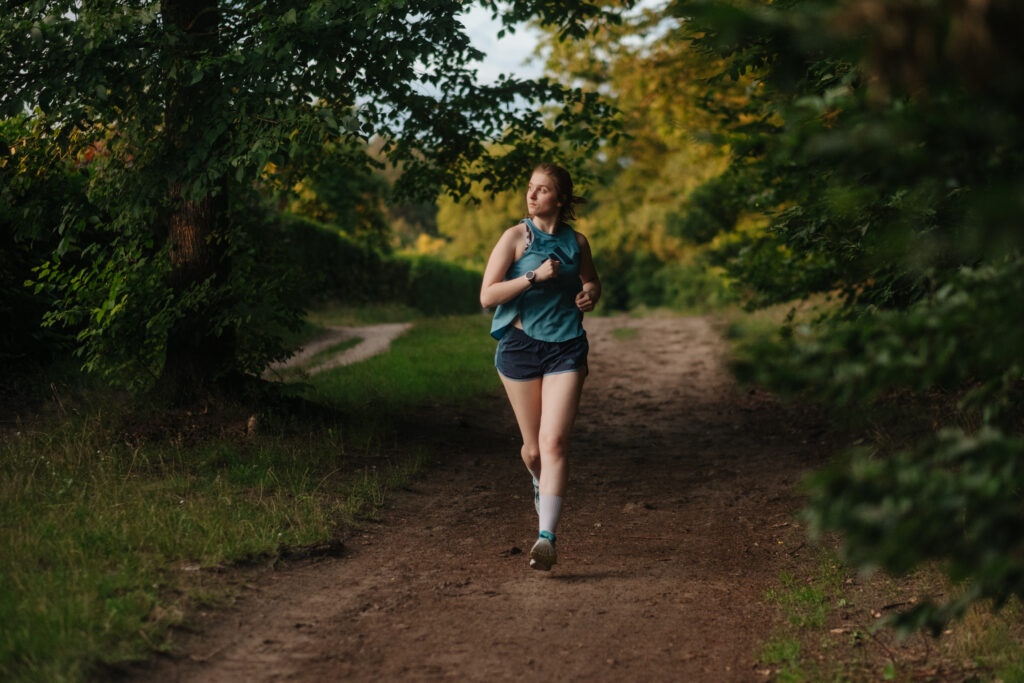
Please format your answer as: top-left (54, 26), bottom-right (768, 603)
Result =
top-left (479, 163), bottom-right (601, 571)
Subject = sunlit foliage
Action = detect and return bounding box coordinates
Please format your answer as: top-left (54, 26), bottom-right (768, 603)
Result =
top-left (539, 0), bottom-right (740, 309)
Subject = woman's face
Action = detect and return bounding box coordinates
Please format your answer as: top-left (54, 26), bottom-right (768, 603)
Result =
top-left (526, 172), bottom-right (561, 219)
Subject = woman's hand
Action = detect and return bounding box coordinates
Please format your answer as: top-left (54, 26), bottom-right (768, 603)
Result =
top-left (575, 289), bottom-right (596, 312)
top-left (534, 258), bottom-right (560, 282)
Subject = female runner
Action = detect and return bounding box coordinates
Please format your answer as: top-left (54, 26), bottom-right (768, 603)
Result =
top-left (479, 163), bottom-right (601, 571)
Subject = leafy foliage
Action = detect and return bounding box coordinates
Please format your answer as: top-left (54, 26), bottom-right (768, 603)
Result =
top-left (434, 181), bottom-right (524, 267)
top-left (0, 115), bottom-right (82, 374)
top-left (1, 0), bottom-right (619, 390)
top-left (807, 427), bottom-right (1024, 632)
top-left (673, 0), bottom-right (1024, 627)
top-left (281, 214), bottom-right (482, 316)
top-left (278, 140), bottom-right (393, 254)
top-left (527, 0), bottom-right (740, 310)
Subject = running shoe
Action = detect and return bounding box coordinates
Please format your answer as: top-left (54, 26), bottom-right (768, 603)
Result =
top-left (532, 476), bottom-right (540, 516)
top-left (529, 530), bottom-right (557, 571)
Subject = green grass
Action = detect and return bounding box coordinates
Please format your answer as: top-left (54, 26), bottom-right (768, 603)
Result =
top-left (955, 598), bottom-right (1024, 682)
top-left (975, 623), bottom-right (1024, 682)
top-left (754, 542), bottom-right (1024, 681)
top-left (758, 547), bottom-right (851, 680)
top-left (764, 551), bottom-right (845, 631)
top-left (0, 427), bottom-right (352, 682)
top-left (265, 335), bottom-right (363, 383)
top-left (307, 314), bottom-right (497, 413)
top-left (767, 570), bottom-right (830, 629)
top-left (611, 326), bottom-right (639, 341)
top-left (760, 637), bottom-right (806, 682)
top-left (718, 293), bottom-right (836, 351)
top-left (0, 313), bottom-right (498, 682)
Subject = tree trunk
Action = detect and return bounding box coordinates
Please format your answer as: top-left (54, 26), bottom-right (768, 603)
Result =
top-left (160, 0), bottom-right (234, 400)
top-left (163, 181), bottom-right (233, 398)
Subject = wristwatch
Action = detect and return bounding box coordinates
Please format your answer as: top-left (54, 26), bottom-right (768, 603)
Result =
top-left (525, 270), bottom-right (536, 285)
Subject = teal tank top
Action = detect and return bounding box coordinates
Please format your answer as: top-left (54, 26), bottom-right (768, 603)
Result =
top-left (490, 218), bottom-right (585, 342)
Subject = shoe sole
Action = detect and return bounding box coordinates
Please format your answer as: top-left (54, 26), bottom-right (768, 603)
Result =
top-left (529, 538), bottom-right (557, 571)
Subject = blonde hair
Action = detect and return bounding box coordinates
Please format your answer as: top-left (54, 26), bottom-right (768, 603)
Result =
top-left (533, 163), bottom-right (586, 223)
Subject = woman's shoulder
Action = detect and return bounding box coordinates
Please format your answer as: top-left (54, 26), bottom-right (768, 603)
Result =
top-left (572, 228), bottom-right (590, 248)
top-left (491, 222), bottom-right (530, 254)
top-left (498, 221), bottom-right (528, 239)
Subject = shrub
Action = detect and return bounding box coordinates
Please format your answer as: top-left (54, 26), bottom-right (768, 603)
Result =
top-left (277, 213), bottom-right (481, 316)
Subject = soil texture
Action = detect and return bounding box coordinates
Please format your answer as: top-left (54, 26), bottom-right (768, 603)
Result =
top-left (136, 315), bottom-right (835, 681)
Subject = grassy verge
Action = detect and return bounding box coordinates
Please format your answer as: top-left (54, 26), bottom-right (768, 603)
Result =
top-left (757, 545), bottom-right (854, 681)
top-left (275, 301), bottom-right (422, 363)
top-left (757, 542), bottom-right (1024, 681)
top-left (306, 313), bottom-right (496, 413)
top-left (0, 313), bottom-right (497, 683)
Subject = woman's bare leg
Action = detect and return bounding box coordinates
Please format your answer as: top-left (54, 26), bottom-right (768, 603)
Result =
top-left (537, 370), bottom-right (586, 497)
top-left (499, 375), bottom-right (543, 479)
top-left (501, 369), bottom-right (585, 570)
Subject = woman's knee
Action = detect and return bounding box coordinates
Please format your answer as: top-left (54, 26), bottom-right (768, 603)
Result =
top-left (521, 443), bottom-right (541, 467)
top-left (538, 432), bottom-right (569, 459)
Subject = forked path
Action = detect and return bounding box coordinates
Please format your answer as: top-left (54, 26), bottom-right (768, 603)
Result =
top-left (141, 316), bottom-right (830, 681)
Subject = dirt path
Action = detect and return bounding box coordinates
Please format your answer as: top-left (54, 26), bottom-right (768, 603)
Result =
top-left (138, 315), bottom-right (831, 681)
top-left (264, 323), bottom-right (413, 378)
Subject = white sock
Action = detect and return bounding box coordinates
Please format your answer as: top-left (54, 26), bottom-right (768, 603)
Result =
top-left (538, 494), bottom-right (563, 536)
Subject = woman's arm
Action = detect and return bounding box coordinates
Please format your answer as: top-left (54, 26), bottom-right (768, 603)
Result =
top-left (574, 232), bottom-right (601, 312)
top-left (479, 226), bottom-right (559, 309)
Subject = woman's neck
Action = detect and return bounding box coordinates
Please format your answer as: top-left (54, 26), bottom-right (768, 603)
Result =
top-left (531, 214), bottom-right (559, 234)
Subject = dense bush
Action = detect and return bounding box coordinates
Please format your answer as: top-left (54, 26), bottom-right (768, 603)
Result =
top-left (0, 116), bottom-right (80, 374)
top-left (276, 214), bottom-right (400, 304)
top-left (676, 0), bottom-right (1024, 628)
top-left (806, 427), bottom-right (1024, 632)
top-left (278, 214), bottom-right (481, 316)
top-left (403, 255), bottom-right (483, 315)
top-left (4, 187), bottom-right (480, 392)
top-left (594, 247), bottom-right (735, 312)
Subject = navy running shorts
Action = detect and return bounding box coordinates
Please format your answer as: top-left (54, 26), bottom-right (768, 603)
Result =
top-left (495, 326), bottom-right (589, 381)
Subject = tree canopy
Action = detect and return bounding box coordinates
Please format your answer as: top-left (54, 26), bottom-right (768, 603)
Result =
top-left (1, 0), bottom-right (620, 392)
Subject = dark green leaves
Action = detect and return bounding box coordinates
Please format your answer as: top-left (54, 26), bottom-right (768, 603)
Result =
top-left (1, 0), bottom-right (622, 387)
top-left (681, 0), bottom-right (1024, 628)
